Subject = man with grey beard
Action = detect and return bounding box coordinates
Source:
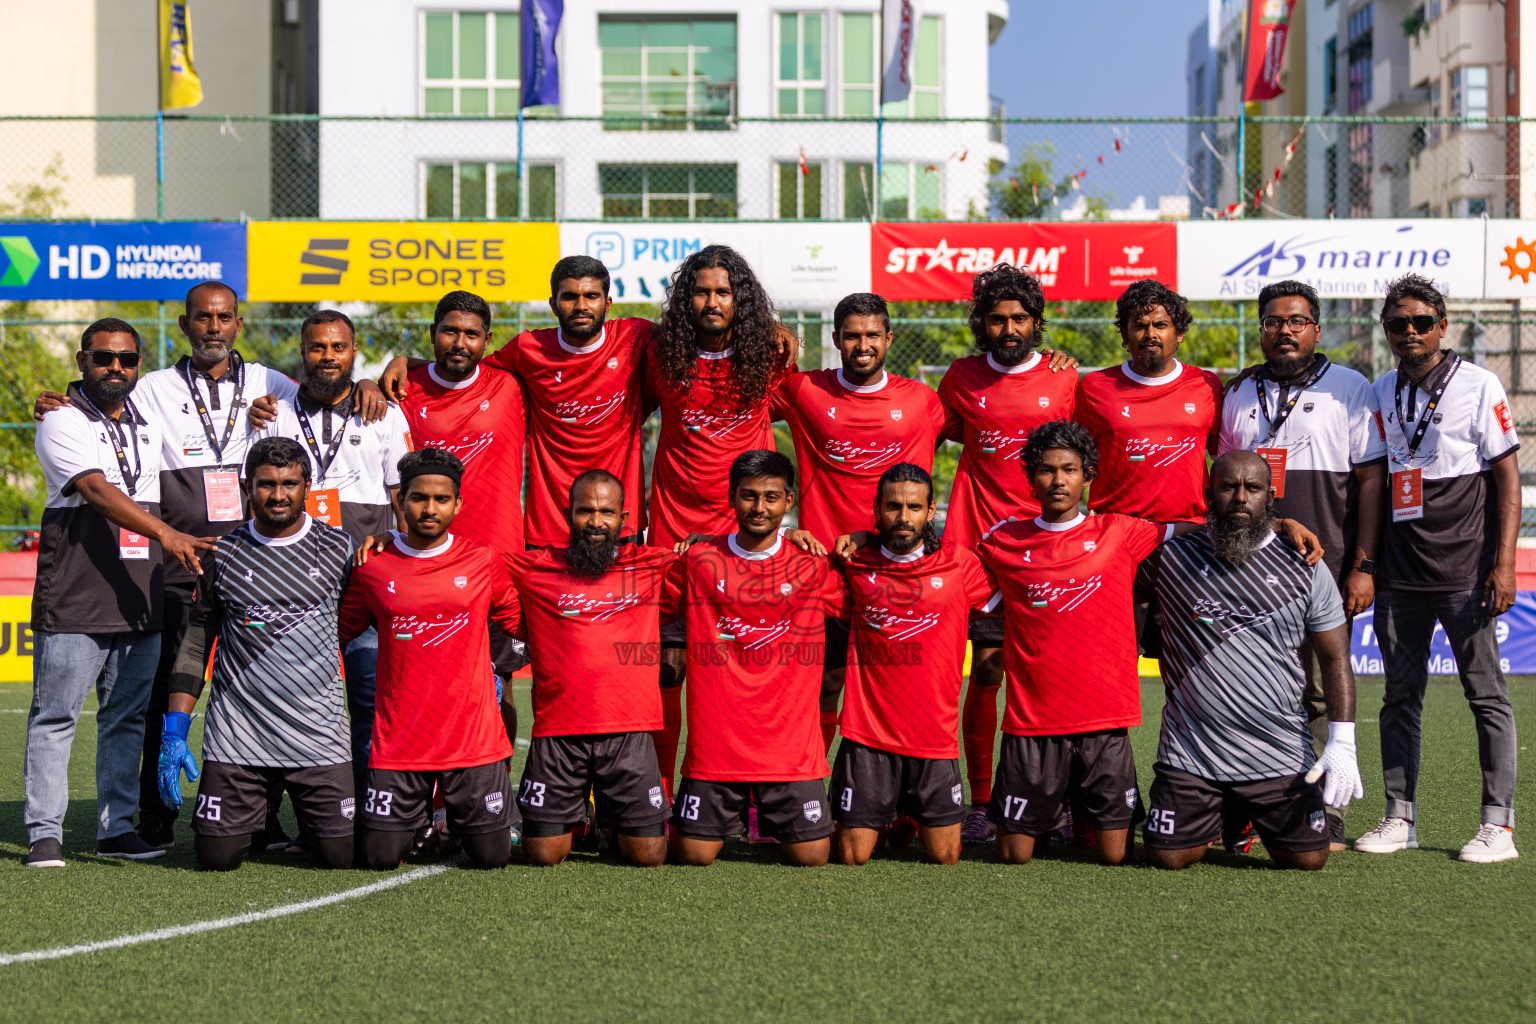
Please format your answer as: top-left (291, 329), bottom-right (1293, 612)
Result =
top-left (1141, 451), bottom-right (1363, 870)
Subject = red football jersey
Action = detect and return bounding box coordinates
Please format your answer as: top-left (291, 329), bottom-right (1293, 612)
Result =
top-left (483, 318), bottom-right (650, 546)
top-left (771, 369), bottom-right (949, 545)
top-left (508, 544), bottom-right (684, 737)
top-left (679, 534), bottom-right (843, 782)
top-left (1074, 361), bottom-right (1222, 523)
top-left (339, 533), bottom-right (521, 770)
top-left (836, 543), bottom-right (996, 759)
top-left (643, 345), bottom-right (791, 549)
top-left (974, 513), bottom-right (1169, 736)
top-left (398, 364), bottom-right (527, 554)
top-left (937, 352), bottom-right (1079, 546)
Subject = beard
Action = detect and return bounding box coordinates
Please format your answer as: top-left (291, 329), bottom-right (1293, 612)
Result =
top-left (254, 500), bottom-right (303, 531)
top-left (1206, 502), bottom-right (1278, 566)
top-left (1399, 347), bottom-right (1437, 373)
top-left (987, 339), bottom-right (1037, 367)
top-left (84, 373), bottom-right (133, 408)
top-left (1131, 349), bottom-right (1170, 376)
top-left (568, 526), bottom-right (620, 579)
top-left (1268, 350), bottom-right (1313, 378)
top-left (304, 365), bottom-right (354, 402)
top-left (879, 521), bottom-right (931, 554)
top-left (561, 312), bottom-right (605, 342)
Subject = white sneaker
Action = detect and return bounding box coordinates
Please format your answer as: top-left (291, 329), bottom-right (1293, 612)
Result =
top-left (1459, 824), bottom-right (1519, 864)
top-left (1354, 817), bottom-right (1418, 854)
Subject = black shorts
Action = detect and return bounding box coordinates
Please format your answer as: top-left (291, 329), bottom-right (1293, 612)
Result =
top-left (830, 739), bottom-right (966, 828)
top-left (1143, 763), bottom-right (1329, 852)
top-left (966, 613), bottom-right (1004, 648)
top-left (989, 730), bottom-right (1138, 835)
top-left (670, 777), bottom-right (834, 843)
top-left (517, 732), bottom-right (669, 837)
top-left (192, 760), bottom-right (354, 839)
top-left (660, 618), bottom-right (687, 650)
top-left (362, 760), bottom-right (511, 837)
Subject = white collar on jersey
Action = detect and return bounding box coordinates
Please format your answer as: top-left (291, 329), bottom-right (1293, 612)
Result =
top-left (728, 531), bottom-right (783, 561)
top-left (1120, 359), bottom-right (1184, 386)
top-left (986, 351), bottom-right (1042, 375)
top-left (389, 531), bottom-right (457, 558)
top-left (879, 544), bottom-right (925, 563)
top-left (697, 345), bottom-right (735, 360)
top-left (557, 323), bottom-right (607, 355)
top-left (247, 514), bottom-right (314, 547)
top-left (1254, 530), bottom-right (1276, 550)
top-left (427, 364), bottom-right (480, 390)
top-left (836, 368), bottom-right (889, 393)
top-left (1033, 512), bottom-right (1086, 532)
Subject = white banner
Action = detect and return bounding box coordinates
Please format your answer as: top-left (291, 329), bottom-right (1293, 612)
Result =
top-left (1177, 219), bottom-right (1486, 300)
top-left (881, 0), bottom-right (923, 105)
top-left (559, 223), bottom-right (871, 308)
top-left (1484, 220), bottom-right (1536, 299)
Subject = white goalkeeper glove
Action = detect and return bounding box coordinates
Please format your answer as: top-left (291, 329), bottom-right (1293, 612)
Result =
top-left (1305, 721), bottom-right (1364, 809)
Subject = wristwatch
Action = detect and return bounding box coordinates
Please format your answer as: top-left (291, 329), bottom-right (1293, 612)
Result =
top-left (1353, 558), bottom-right (1376, 575)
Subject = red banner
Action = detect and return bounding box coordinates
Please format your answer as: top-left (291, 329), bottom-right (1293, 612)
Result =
top-left (871, 222), bottom-right (1178, 302)
top-left (1244, 0), bottom-right (1297, 102)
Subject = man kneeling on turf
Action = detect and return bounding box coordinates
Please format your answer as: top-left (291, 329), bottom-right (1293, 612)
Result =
top-left (508, 470), bottom-right (680, 867)
top-left (160, 438), bottom-right (358, 871)
top-left (670, 450), bottom-right (844, 866)
top-left (1142, 451), bottom-right (1362, 870)
top-left (342, 449), bottom-right (522, 870)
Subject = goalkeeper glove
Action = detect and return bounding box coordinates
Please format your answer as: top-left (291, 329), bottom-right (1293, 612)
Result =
top-left (158, 711), bottom-right (200, 810)
top-left (1304, 721), bottom-right (1364, 809)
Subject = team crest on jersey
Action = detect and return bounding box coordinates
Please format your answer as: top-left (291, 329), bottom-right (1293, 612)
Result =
top-left (1125, 788), bottom-right (1136, 809)
top-left (349, 434), bottom-right (361, 445)
top-left (1083, 540), bottom-right (1097, 552)
top-left (779, 583), bottom-right (793, 595)
top-left (1184, 402), bottom-right (1197, 414)
top-left (606, 357), bottom-right (619, 370)
top-left (308, 567), bottom-right (321, 580)
top-left (341, 797), bottom-right (356, 820)
top-left (1309, 810), bottom-right (1326, 833)
top-left (951, 784), bottom-right (964, 806)
top-left (485, 792), bottom-right (505, 815)
top-left (1265, 573), bottom-right (1279, 586)
top-left (803, 800), bottom-right (823, 823)
top-left (648, 786), bottom-right (664, 809)
top-left (478, 399), bottom-right (490, 412)
top-left (890, 409), bottom-right (903, 421)
top-left (1038, 396), bottom-right (1050, 408)
top-left (930, 577), bottom-right (943, 588)
top-left (1303, 402), bottom-right (1314, 413)
top-left (454, 575), bottom-right (468, 589)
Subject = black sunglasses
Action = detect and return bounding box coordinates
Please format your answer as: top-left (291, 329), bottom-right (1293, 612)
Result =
top-left (1381, 315), bottom-right (1440, 335)
top-left (87, 350), bottom-right (142, 368)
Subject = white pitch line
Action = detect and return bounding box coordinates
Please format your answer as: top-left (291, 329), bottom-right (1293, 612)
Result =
top-left (0, 861), bottom-right (454, 966)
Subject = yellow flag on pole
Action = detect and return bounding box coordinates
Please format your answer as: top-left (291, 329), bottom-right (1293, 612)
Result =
top-left (159, 1), bottom-right (203, 111)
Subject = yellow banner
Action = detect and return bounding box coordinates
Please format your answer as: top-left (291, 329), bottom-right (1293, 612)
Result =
top-left (159, 1), bottom-right (203, 111)
top-left (246, 222), bottom-right (559, 302)
top-left (0, 597), bottom-right (35, 683)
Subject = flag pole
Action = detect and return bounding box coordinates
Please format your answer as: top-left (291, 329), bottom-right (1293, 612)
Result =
top-left (1235, 2), bottom-right (1250, 210)
top-left (517, 105), bottom-right (525, 221)
top-left (155, 0), bottom-right (166, 369)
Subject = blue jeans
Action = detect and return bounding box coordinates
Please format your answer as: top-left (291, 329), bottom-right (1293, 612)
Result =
top-left (343, 627), bottom-right (378, 796)
top-left (24, 630), bottom-right (161, 844)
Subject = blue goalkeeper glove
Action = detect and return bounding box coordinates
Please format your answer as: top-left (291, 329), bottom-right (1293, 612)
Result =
top-left (494, 673), bottom-right (505, 705)
top-left (158, 712), bottom-right (200, 810)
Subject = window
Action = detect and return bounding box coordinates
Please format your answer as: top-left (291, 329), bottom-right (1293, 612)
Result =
top-left (1346, 4), bottom-right (1373, 113)
top-left (776, 14), bottom-right (825, 116)
top-left (1325, 144), bottom-right (1338, 214)
top-left (1452, 66), bottom-right (1489, 129)
top-left (778, 161), bottom-right (824, 219)
top-left (598, 164), bottom-right (737, 219)
top-left (1459, 196), bottom-right (1490, 218)
top-left (1428, 80), bottom-right (1443, 145)
top-left (1192, 65), bottom-right (1205, 116)
top-left (840, 13), bottom-right (940, 117)
top-left (1216, 50), bottom-right (1226, 102)
top-left (842, 161), bottom-right (939, 220)
top-left (422, 11), bottom-right (521, 115)
top-left (599, 18), bottom-right (737, 130)
top-left (424, 161), bottom-right (558, 219)
top-left (1323, 38), bottom-right (1337, 113)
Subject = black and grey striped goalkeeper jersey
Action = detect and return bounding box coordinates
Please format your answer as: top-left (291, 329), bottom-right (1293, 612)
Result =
top-left (1154, 529), bottom-right (1346, 783)
top-left (189, 516), bottom-right (356, 768)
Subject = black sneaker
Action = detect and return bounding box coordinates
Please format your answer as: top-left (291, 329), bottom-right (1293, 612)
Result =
top-left (97, 832), bottom-right (167, 860)
top-left (137, 817), bottom-right (176, 850)
top-left (26, 837), bottom-right (65, 868)
top-left (1328, 815), bottom-right (1347, 852)
top-left (252, 823), bottom-right (298, 854)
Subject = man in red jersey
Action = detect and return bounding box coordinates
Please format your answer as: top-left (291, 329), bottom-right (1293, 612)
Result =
top-left (1073, 279), bottom-right (1223, 524)
top-left (645, 244), bottom-right (798, 799)
top-left (830, 463), bottom-right (995, 866)
top-left (937, 264), bottom-right (1080, 843)
top-left (341, 449), bottom-right (522, 870)
top-left (771, 292), bottom-right (949, 753)
top-left (509, 470), bottom-right (682, 868)
top-left (670, 450), bottom-right (843, 867)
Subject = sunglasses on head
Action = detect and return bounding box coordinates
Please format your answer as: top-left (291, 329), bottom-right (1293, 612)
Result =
top-left (1381, 315), bottom-right (1440, 335)
top-left (87, 350), bottom-right (141, 368)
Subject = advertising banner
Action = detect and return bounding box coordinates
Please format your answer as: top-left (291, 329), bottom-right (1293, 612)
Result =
top-left (1482, 220), bottom-right (1536, 299)
top-left (1244, 0), bottom-right (1298, 102)
top-left (560, 222), bottom-right (870, 308)
top-left (0, 222), bottom-right (245, 301)
top-left (1177, 219), bottom-right (1486, 300)
top-left (0, 597), bottom-right (34, 683)
top-left (247, 221), bottom-right (558, 302)
top-left (1350, 593), bottom-right (1536, 676)
top-left (870, 222), bottom-right (1177, 302)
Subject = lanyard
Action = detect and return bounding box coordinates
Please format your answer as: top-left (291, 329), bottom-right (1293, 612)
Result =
top-left (181, 352), bottom-right (245, 468)
top-left (80, 392), bottom-right (143, 496)
top-left (1394, 351), bottom-right (1460, 459)
top-left (295, 399), bottom-right (349, 485)
top-left (1255, 355), bottom-right (1331, 444)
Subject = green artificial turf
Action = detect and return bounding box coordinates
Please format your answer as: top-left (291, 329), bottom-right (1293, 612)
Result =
top-left (0, 676), bottom-right (1531, 1024)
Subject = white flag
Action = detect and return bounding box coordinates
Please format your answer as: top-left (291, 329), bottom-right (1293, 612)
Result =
top-left (881, 0), bottom-right (923, 105)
